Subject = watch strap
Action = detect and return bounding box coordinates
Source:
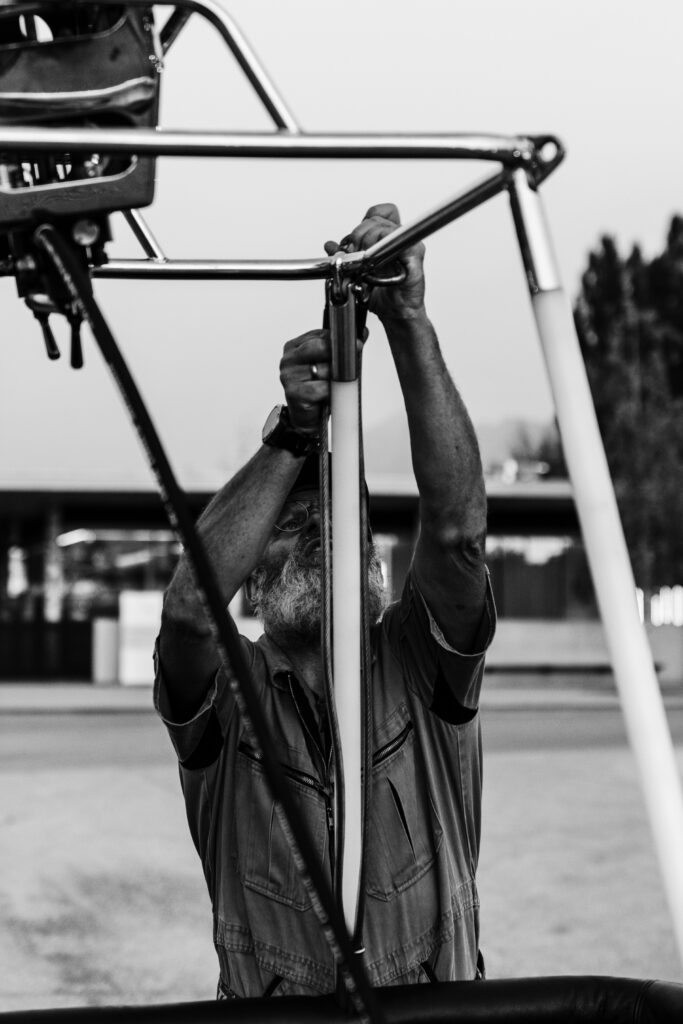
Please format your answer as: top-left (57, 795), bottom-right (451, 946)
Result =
top-left (262, 404), bottom-right (320, 457)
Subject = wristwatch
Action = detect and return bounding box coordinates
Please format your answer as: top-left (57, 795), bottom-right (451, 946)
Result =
top-left (262, 404), bottom-right (320, 457)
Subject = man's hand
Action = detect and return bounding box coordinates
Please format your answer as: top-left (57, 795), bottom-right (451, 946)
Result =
top-left (279, 328), bottom-right (331, 435)
top-left (324, 203), bottom-right (426, 325)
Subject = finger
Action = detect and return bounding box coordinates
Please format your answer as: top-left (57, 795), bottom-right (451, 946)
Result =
top-left (282, 361), bottom-right (331, 384)
top-left (324, 239), bottom-right (339, 256)
top-left (351, 220), bottom-right (426, 265)
top-left (363, 202), bottom-right (400, 226)
top-left (343, 217), bottom-right (399, 253)
top-left (283, 380), bottom-right (331, 406)
top-left (308, 361), bottom-right (330, 381)
top-left (336, 236), bottom-right (357, 253)
top-left (336, 205), bottom-right (401, 254)
top-left (281, 337), bottom-right (331, 383)
top-left (283, 329), bottom-right (330, 359)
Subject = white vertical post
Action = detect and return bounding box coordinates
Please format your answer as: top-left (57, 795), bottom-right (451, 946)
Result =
top-left (328, 282), bottom-right (365, 944)
top-left (330, 378), bottom-right (364, 937)
top-left (510, 168), bottom-right (683, 972)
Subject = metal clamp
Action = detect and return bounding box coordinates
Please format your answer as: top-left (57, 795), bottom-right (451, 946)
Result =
top-left (326, 277), bottom-right (358, 381)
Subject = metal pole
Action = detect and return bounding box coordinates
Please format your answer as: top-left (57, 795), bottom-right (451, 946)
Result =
top-left (509, 167), bottom-right (683, 973)
top-left (122, 210), bottom-right (167, 261)
top-left (61, 0), bottom-right (301, 131)
top-left (0, 126), bottom-right (540, 162)
top-left (86, 170), bottom-right (509, 282)
top-left (362, 170), bottom-right (508, 272)
top-left (160, 7), bottom-right (193, 54)
top-left (327, 281), bottom-right (364, 944)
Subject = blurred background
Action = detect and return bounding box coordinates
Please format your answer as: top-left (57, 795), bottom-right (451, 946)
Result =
top-left (1, 0), bottom-right (682, 1010)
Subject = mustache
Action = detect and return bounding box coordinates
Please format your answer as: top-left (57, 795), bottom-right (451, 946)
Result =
top-left (251, 545), bottom-right (386, 648)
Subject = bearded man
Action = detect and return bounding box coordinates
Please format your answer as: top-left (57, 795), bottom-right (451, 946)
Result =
top-left (155, 203), bottom-right (496, 999)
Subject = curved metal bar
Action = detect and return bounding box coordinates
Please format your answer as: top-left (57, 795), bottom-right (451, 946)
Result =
top-left (47, 0), bottom-right (301, 132)
top-left (361, 169), bottom-right (510, 272)
top-left (85, 169), bottom-right (510, 283)
top-left (160, 7), bottom-right (193, 54)
top-left (152, 0), bottom-right (300, 132)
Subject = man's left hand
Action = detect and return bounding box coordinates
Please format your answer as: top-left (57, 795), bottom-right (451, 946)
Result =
top-left (324, 203), bottom-right (426, 326)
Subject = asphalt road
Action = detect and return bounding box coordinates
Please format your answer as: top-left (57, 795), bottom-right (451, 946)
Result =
top-left (3, 706), bottom-right (683, 771)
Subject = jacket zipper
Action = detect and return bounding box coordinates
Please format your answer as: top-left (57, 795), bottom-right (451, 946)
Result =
top-left (373, 720), bottom-right (413, 767)
top-left (286, 674), bottom-right (337, 879)
top-left (238, 741), bottom-right (336, 876)
top-left (238, 741), bottom-right (324, 793)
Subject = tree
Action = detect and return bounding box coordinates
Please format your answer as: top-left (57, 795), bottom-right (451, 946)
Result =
top-left (572, 216), bottom-right (683, 591)
top-left (509, 419), bottom-right (566, 478)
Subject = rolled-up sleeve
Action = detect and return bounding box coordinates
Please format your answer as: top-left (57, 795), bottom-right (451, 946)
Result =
top-left (383, 567), bottom-right (496, 718)
top-left (153, 636), bottom-right (251, 768)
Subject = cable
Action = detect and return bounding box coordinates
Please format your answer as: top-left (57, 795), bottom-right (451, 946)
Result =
top-left (354, 328), bottom-right (373, 950)
top-left (33, 222), bottom-right (383, 1024)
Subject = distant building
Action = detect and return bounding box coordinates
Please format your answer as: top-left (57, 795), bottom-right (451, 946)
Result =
top-left (1, 476), bottom-right (680, 684)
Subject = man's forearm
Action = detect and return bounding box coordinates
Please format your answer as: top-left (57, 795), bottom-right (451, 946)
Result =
top-left (163, 443), bottom-right (304, 633)
top-left (384, 310), bottom-right (487, 547)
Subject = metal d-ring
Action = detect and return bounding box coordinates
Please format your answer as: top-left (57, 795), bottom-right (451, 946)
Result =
top-left (363, 267), bottom-right (407, 287)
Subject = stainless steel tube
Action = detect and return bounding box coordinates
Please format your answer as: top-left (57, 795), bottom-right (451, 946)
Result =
top-left (362, 170), bottom-right (508, 272)
top-left (0, 127), bottom-right (538, 163)
top-left (62, 0), bottom-right (301, 131)
top-left (122, 210), bottom-right (167, 261)
top-left (86, 171), bottom-right (509, 282)
top-left (511, 168), bottom-right (683, 974)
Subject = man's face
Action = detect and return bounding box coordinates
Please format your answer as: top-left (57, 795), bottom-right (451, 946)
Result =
top-left (250, 488), bottom-right (386, 649)
top-left (266, 488), bottom-right (322, 569)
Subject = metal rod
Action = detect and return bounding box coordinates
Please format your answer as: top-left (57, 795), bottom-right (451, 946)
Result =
top-left (508, 168), bottom-right (561, 292)
top-left (362, 170), bottom-right (509, 272)
top-left (510, 170), bottom-right (683, 975)
top-left (0, 126), bottom-right (541, 163)
top-left (82, 171), bottom-right (509, 283)
top-left (50, 0), bottom-right (300, 132)
top-left (160, 7), bottom-right (193, 54)
top-left (90, 257), bottom-right (331, 280)
top-left (159, 0), bottom-right (300, 132)
top-left (328, 285), bottom-right (364, 942)
top-left (122, 210), bottom-right (167, 261)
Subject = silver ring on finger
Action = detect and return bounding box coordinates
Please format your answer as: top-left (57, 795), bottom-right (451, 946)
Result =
top-left (310, 363), bottom-right (319, 380)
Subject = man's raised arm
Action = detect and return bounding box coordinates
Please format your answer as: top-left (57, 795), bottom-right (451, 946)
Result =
top-left (328, 203), bottom-right (488, 652)
top-left (158, 329), bottom-right (334, 722)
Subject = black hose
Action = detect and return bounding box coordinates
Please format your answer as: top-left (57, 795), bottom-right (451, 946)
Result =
top-left (33, 222), bottom-right (383, 1024)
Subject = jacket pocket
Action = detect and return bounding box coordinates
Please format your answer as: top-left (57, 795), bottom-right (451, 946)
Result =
top-left (365, 711), bottom-right (443, 901)
top-left (234, 744), bottom-right (329, 911)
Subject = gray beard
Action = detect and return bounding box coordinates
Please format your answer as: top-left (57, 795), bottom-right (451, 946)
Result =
top-left (251, 546), bottom-right (387, 649)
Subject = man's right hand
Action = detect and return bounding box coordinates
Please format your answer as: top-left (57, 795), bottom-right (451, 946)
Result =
top-left (279, 328), bottom-right (332, 435)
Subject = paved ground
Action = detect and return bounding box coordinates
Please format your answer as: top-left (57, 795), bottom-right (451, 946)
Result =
top-left (3, 670), bottom-right (682, 715)
top-left (2, 674), bottom-right (683, 1011)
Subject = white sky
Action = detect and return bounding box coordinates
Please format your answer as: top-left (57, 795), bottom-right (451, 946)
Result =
top-left (1, 0), bottom-right (681, 490)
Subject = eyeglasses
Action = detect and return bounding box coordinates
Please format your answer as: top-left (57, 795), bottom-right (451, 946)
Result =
top-left (274, 500), bottom-right (321, 533)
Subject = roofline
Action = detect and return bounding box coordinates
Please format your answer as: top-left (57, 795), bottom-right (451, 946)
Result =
top-left (0, 476), bottom-right (574, 501)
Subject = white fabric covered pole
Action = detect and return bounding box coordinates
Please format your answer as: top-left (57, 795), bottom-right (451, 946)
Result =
top-left (330, 380), bottom-right (363, 936)
top-left (511, 169), bottom-right (683, 973)
top-left (329, 286), bottom-right (364, 942)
